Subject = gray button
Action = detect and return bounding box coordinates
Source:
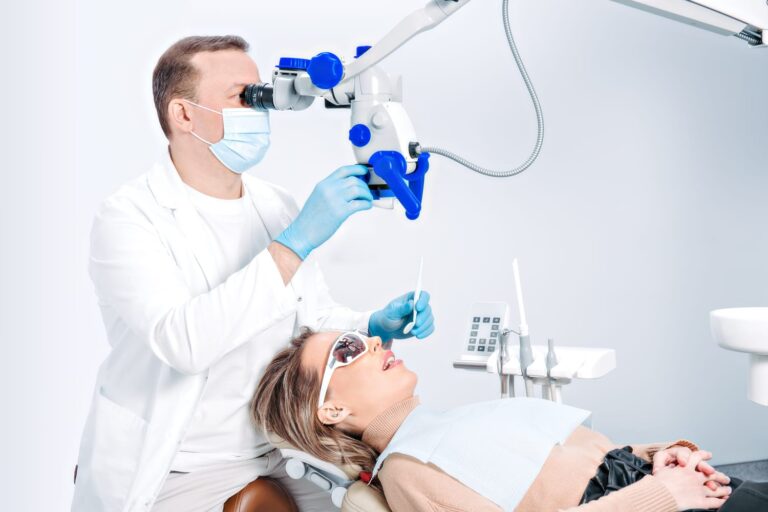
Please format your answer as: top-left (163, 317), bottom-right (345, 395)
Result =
top-left (493, 317), bottom-right (501, 323)
top-left (470, 331), bottom-right (478, 336)
top-left (468, 345), bottom-right (475, 351)
top-left (489, 339), bottom-right (496, 345)
top-left (491, 324), bottom-right (499, 330)
top-left (479, 339), bottom-right (486, 344)
top-left (297, 296), bottom-right (303, 302)
top-left (478, 346), bottom-right (486, 352)
top-left (488, 346), bottom-right (496, 352)
top-left (472, 323), bottom-right (479, 329)
top-left (469, 338), bottom-right (476, 344)
top-left (490, 332), bottom-right (498, 338)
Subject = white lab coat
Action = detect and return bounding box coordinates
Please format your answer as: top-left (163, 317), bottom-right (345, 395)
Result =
top-left (72, 151), bottom-right (371, 512)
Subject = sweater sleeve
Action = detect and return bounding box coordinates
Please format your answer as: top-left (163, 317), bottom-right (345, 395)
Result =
top-left (557, 475), bottom-right (678, 512)
top-left (630, 439), bottom-right (700, 463)
top-left (378, 454), bottom-right (502, 512)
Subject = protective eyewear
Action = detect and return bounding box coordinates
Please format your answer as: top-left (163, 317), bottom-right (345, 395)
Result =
top-left (317, 331), bottom-right (369, 407)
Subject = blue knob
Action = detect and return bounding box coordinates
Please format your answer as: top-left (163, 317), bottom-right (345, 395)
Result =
top-left (277, 57), bottom-right (310, 70)
top-left (307, 52), bottom-right (344, 90)
top-left (349, 124), bottom-right (372, 147)
top-left (355, 45), bottom-right (372, 59)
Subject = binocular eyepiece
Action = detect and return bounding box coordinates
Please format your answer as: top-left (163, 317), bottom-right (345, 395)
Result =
top-left (240, 83), bottom-right (275, 111)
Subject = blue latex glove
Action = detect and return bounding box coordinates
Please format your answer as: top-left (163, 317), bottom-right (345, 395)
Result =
top-left (276, 165), bottom-right (373, 259)
top-left (368, 291), bottom-right (435, 342)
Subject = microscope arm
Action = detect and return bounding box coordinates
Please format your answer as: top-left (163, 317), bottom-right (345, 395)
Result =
top-left (341, 0), bottom-right (472, 83)
top-left (290, 0), bottom-right (472, 101)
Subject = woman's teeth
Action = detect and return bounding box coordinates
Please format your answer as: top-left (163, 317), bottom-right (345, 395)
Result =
top-left (383, 354), bottom-right (396, 370)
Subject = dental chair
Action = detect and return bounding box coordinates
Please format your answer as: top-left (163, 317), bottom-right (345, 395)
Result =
top-left (266, 433), bottom-right (391, 512)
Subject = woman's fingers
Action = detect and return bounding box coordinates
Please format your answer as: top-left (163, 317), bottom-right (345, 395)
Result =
top-left (706, 470), bottom-right (731, 486)
top-left (675, 448), bottom-right (692, 467)
top-left (707, 484), bottom-right (732, 498)
top-left (697, 460), bottom-right (716, 476)
top-left (685, 450), bottom-right (711, 472)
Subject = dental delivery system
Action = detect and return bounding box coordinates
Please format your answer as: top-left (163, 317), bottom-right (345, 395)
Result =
top-left (240, 0), bottom-right (766, 220)
top-left (456, 260), bottom-right (617, 403)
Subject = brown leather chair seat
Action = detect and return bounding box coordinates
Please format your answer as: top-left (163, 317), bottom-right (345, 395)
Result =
top-left (223, 478), bottom-right (298, 512)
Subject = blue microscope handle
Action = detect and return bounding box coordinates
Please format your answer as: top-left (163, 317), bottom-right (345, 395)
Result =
top-left (368, 150), bottom-right (430, 220)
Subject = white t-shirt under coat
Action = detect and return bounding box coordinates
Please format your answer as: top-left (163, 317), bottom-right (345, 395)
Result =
top-left (171, 180), bottom-right (275, 472)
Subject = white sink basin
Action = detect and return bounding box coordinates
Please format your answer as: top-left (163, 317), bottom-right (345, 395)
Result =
top-left (710, 307), bottom-right (768, 406)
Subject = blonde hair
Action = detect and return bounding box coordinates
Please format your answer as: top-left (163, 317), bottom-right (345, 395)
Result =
top-left (251, 328), bottom-right (380, 481)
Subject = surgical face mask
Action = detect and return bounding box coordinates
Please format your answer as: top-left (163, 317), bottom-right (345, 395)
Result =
top-left (184, 99), bottom-right (271, 174)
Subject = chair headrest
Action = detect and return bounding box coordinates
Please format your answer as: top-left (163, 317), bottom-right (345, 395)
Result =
top-left (266, 431), bottom-right (363, 481)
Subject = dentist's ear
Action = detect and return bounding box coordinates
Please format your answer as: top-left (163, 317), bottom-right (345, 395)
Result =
top-left (317, 402), bottom-right (351, 426)
top-left (168, 99), bottom-right (195, 135)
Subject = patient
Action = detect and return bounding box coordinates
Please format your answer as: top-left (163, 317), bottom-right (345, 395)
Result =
top-left (252, 328), bottom-right (766, 512)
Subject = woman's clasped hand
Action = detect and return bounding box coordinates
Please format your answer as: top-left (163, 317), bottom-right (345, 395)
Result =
top-left (652, 447), bottom-right (733, 511)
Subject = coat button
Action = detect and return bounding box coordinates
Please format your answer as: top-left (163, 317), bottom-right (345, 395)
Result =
top-left (297, 296), bottom-right (303, 302)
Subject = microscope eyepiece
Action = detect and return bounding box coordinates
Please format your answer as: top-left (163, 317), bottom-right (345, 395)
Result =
top-left (241, 83), bottom-right (275, 111)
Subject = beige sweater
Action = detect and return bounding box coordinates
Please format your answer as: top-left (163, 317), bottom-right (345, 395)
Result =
top-left (362, 397), bottom-right (699, 512)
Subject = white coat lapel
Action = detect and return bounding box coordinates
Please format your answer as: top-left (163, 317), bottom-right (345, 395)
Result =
top-left (146, 151), bottom-right (225, 291)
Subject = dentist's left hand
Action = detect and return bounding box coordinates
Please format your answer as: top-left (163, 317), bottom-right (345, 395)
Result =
top-left (368, 291), bottom-right (435, 342)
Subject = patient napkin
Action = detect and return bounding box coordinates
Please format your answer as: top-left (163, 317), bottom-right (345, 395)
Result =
top-left (372, 397), bottom-right (591, 512)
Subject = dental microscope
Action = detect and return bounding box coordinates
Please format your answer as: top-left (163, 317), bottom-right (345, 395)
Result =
top-left (240, 0), bottom-right (545, 220)
top-left (238, 0), bottom-right (765, 221)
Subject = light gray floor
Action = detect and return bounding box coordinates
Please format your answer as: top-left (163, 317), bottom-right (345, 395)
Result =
top-left (715, 459), bottom-right (768, 483)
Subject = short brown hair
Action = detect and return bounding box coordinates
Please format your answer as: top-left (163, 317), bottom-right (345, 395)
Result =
top-left (152, 35), bottom-right (249, 137)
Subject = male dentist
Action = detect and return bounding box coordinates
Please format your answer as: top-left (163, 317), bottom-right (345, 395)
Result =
top-left (72, 35), bottom-right (435, 512)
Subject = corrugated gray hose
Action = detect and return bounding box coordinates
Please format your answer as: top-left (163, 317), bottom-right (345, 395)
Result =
top-left (417, 0), bottom-right (544, 178)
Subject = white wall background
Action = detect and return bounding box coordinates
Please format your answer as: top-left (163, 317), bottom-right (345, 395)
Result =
top-left (3, 0), bottom-right (767, 509)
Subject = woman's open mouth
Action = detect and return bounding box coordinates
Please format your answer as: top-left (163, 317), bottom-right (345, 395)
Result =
top-left (382, 350), bottom-right (403, 371)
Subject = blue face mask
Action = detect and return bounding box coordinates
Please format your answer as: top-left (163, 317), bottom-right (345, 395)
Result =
top-left (184, 99), bottom-right (271, 174)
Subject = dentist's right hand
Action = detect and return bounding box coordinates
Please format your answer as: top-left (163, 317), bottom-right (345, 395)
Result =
top-left (275, 165), bottom-right (373, 260)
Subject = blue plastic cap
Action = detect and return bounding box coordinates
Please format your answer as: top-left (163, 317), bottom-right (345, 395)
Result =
top-left (277, 57), bottom-right (310, 70)
top-left (349, 124), bottom-right (372, 147)
top-left (307, 52), bottom-right (344, 90)
top-left (355, 45), bottom-right (372, 59)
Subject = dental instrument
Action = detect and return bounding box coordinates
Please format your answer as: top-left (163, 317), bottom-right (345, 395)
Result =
top-left (403, 256), bottom-right (424, 335)
top-left (498, 328), bottom-right (516, 398)
top-left (545, 338), bottom-right (560, 403)
top-left (512, 258), bottom-right (534, 398)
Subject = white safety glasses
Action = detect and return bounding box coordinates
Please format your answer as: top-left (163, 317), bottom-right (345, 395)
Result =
top-left (317, 331), bottom-right (369, 407)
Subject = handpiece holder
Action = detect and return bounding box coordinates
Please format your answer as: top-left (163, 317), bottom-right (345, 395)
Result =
top-left (485, 343), bottom-right (616, 381)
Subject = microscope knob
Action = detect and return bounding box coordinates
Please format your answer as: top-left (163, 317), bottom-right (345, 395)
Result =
top-left (371, 112), bottom-right (389, 129)
top-left (277, 57), bottom-right (310, 70)
top-left (349, 124), bottom-right (372, 147)
top-left (307, 52), bottom-right (344, 90)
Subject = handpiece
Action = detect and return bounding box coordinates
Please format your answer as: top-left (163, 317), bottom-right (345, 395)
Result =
top-left (512, 259), bottom-right (534, 397)
top-left (545, 338), bottom-right (558, 402)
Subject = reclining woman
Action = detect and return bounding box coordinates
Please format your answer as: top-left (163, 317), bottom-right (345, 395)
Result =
top-left (252, 328), bottom-right (767, 512)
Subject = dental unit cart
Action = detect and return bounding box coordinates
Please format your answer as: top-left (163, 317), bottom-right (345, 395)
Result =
top-left (454, 259), bottom-right (617, 404)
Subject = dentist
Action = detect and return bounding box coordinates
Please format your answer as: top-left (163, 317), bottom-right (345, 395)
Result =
top-left (72, 35), bottom-right (435, 512)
